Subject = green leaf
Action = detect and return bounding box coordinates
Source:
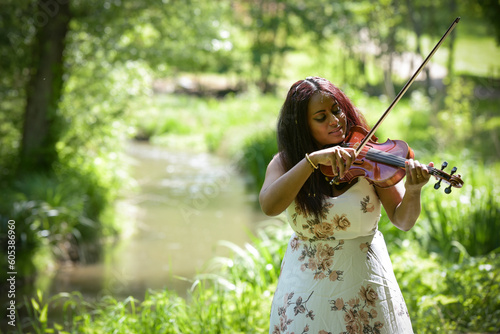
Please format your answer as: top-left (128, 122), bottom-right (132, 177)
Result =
top-left (37, 289), bottom-right (43, 304)
top-left (39, 304), bottom-right (48, 323)
top-left (31, 298), bottom-right (40, 312)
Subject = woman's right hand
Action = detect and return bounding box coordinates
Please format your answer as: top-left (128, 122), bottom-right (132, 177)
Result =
top-left (259, 147), bottom-right (357, 216)
top-left (309, 146), bottom-right (357, 179)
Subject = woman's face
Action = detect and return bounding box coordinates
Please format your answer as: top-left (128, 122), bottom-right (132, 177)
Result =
top-left (307, 92), bottom-right (347, 147)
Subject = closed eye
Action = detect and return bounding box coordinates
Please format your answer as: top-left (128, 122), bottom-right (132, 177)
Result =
top-left (332, 104), bottom-right (342, 115)
top-left (314, 113), bottom-right (327, 122)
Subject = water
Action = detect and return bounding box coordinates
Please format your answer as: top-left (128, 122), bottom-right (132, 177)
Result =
top-left (48, 141), bottom-right (269, 300)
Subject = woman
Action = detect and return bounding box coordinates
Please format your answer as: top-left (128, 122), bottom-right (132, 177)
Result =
top-left (260, 77), bottom-right (433, 333)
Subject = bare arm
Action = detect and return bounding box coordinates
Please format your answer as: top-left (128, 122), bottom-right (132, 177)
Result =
top-left (376, 160), bottom-right (433, 231)
top-left (259, 154), bottom-right (314, 216)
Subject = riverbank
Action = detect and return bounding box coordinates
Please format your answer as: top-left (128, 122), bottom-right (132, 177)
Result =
top-left (41, 140), bottom-right (277, 302)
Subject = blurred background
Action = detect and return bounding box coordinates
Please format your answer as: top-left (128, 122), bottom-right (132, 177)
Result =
top-left (0, 0), bottom-right (499, 333)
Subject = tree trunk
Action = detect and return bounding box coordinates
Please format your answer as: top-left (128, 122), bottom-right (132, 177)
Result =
top-left (405, 0), bottom-right (433, 97)
top-left (383, 57), bottom-right (395, 100)
top-left (20, 0), bottom-right (71, 172)
top-left (384, 29), bottom-right (396, 100)
top-left (446, 0), bottom-right (458, 80)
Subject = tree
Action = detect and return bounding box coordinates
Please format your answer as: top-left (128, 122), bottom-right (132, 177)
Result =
top-left (476, 0), bottom-right (500, 45)
top-left (0, 0), bottom-right (237, 280)
top-left (0, 0), bottom-right (232, 175)
top-left (20, 0), bottom-right (71, 172)
top-left (235, 0), bottom-right (355, 93)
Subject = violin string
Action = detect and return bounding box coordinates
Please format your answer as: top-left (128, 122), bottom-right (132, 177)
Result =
top-left (343, 142), bottom-right (463, 187)
top-left (343, 143), bottom-right (405, 166)
top-left (365, 149), bottom-right (407, 167)
top-left (345, 144), bottom-right (450, 177)
top-left (366, 150), bottom-right (451, 181)
top-left (344, 144), bottom-right (460, 186)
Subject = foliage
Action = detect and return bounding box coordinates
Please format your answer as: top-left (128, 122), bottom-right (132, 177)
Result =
top-left (23, 216), bottom-right (500, 333)
top-left (474, 0), bottom-right (500, 45)
top-left (132, 89), bottom-right (281, 154)
top-left (0, 171), bottom-right (109, 279)
top-left (0, 17), bottom-right (154, 281)
top-left (413, 162), bottom-right (500, 261)
top-left (372, 160), bottom-right (500, 267)
top-left (234, 0), bottom-right (345, 92)
top-left (236, 130), bottom-right (278, 194)
top-left (392, 242), bottom-right (500, 333)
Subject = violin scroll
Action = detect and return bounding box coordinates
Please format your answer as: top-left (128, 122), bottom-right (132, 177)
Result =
top-left (430, 161), bottom-right (463, 194)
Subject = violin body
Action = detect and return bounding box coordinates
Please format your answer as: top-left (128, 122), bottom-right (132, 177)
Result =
top-left (320, 126), bottom-right (414, 187)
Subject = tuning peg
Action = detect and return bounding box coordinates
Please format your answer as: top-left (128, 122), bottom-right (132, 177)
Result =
top-left (444, 167), bottom-right (457, 194)
top-left (434, 161), bottom-right (448, 190)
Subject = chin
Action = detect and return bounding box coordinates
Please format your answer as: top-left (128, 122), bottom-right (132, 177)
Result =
top-left (328, 137), bottom-right (345, 145)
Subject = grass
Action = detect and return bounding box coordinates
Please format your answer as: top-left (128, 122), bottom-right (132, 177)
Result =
top-left (416, 162), bottom-right (500, 260)
top-left (20, 205), bottom-right (500, 333)
top-left (132, 90), bottom-right (281, 155)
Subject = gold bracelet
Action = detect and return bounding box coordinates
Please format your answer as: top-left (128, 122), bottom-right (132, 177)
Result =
top-left (305, 153), bottom-right (318, 169)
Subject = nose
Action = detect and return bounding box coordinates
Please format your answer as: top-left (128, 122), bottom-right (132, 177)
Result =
top-left (329, 113), bottom-right (340, 125)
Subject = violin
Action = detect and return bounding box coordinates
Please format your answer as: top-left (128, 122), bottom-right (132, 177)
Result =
top-left (320, 17), bottom-right (464, 194)
top-left (319, 126), bottom-right (464, 193)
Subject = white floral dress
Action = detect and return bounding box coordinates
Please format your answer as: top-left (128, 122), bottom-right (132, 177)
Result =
top-left (269, 178), bottom-right (413, 334)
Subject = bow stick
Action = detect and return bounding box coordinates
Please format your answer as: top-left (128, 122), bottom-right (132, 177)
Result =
top-left (355, 17), bottom-right (461, 155)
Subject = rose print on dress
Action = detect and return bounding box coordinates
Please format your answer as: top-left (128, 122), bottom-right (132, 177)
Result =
top-left (295, 241), bottom-right (344, 282)
top-left (272, 291), bottom-right (316, 334)
top-left (291, 202), bottom-right (333, 226)
top-left (291, 202), bottom-right (338, 242)
top-left (332, 214), bottom-right (351, 231)
top-left (312, 221), bottom-right (335, 238)
top-left (360, 195), bottom-right (375, 213)
top-left (359, 242), bottom-right (370, 253)
top-left (329, 284), bottom-right (385, 334)
top-left (290, 236), bottom-right (301, 251)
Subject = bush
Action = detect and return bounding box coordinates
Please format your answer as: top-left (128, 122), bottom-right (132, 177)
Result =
top-left (0, 168), bottom-right (120, 285)
top-left (236, 129), bottom-right (278, 194)
top-left (392, 242), bottom-right (500, 333)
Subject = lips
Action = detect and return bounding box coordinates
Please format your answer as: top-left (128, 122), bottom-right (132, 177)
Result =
top-left (329, 126), bottom-right (343, 135)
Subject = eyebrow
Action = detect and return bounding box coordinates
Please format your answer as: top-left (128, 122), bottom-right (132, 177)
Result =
top-left (313, 102), bottom-right (339, 115)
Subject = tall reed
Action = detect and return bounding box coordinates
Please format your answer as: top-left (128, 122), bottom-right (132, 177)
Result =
top-left (415, 162), bottom-right (500, 261)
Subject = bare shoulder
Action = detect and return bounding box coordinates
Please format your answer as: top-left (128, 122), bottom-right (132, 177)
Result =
top-left (267, 152), bottom-right (286, 174)
top-left (261, 152), bottom-right (286, 193)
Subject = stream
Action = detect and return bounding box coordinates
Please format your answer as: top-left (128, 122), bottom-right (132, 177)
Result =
top-left (48, 141), bottom-right (272, 300)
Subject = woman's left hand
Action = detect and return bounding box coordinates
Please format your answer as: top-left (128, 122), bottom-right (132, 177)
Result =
top-left (404, 159), bottom-right (434, 191)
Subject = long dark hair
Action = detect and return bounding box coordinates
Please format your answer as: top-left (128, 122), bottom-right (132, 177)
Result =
top-left (277, 76), bottom-right (369, 217)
